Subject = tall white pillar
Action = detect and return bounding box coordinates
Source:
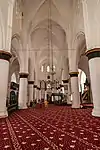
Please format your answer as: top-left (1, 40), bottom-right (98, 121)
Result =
top-left (86, 49), bottom-right (100, 116)
top-left (28, 81), bottom-right (34, 106)
top-left (18, 73), bottom-right (28, 109)
top-left (82, 0), bottom-right (100, 117)
top-left (69, 72), bottom-right (80, 108)
top-left (0, 51), bottom-right (12, 117)
top-left (37, 87), bottom-right (40, 102)
top-left (67, 80), bottom-right (72, 104)
top-left (45, 90), bottom-right (47, 100)
top-left (34, 85), bottom-right (38, 102)
top-left (34, 86), bottom-right (36, 100)
top-left (67, 81), bottom-right (72, 104)
top-left (39, 89), bottom-right (41, 100)
top-left (63, 79), bottom-right (71, 104)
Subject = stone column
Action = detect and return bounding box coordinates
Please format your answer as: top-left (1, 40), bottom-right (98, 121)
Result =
top-left (82, 0), bottom-right (100, 116)
top-left (18, 73), bottom-right (28, 109)
top-left (39, 89), bottom-right (41, 101)
top-left (63, 79), bottom-right (72, 104)
top-left (45, 90), bottom-right (47, 100)
top-left (66, 79), bottom-right (72, 104)
top-left (85, 49), bottom-right (100, 116)
top-left (28, 81), bottom-right (34, 106)
top-left (69, 72), bottom-right (80, 108)
top-left (37, 87), bottom-right (40, 102)
top-left (67, 79), bottom-right (72, 104)
top-left (34, 85), bottom-right (37, 102)
top-left (0, 51), bottom-right (11, 117)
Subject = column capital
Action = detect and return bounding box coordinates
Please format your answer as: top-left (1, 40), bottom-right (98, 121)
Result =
top-left (34, 85), bottom-right (37, 88)
top-left (62, 79), bottom-right (69, 83)
top-left (19, 72), bottom-right (29, 78)
top-left (28, 81), bottom-right (34, 84)
top-left (69, 72), bottom-right (79, 77)
top-left (59, 84), bottom-right (64, 87)
top-left (37, 87), bottom-right (40, 90)
top-left (85, 48), bottom-right (100, 60)
top-left (0, 50), bottom-right (12, 62)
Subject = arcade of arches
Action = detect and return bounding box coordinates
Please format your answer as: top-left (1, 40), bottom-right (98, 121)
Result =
top-left (1, 0), bottom-right (100, 149)
top-left (0, 0), bottom-right (100, 117)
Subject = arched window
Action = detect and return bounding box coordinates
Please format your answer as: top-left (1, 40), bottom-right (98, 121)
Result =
top-left (11, 73), bottom-right (17, 83)
top-left (53, 65), bottom-right (56, 71)
top-left (47, 66), bottom-right (50, 72)
top-left (41, 65), bottom-right (44, 72)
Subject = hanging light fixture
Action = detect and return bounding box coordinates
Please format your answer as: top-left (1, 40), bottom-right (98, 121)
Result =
top-left (47, 0), bottom-right (56, 90)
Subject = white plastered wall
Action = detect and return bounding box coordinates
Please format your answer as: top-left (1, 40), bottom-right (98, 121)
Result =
top-left (10, 0), bottom-right (90, 103)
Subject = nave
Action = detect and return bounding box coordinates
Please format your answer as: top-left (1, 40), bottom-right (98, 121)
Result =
top-left (0, 105), bottom-right (100, 150)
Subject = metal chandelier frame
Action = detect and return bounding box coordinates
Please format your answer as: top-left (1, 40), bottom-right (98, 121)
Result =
top-left (47, 0), bottom-right (57, 89)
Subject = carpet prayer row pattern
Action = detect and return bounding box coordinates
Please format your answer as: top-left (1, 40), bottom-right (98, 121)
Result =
top-left (0, 106), bottom-right (100, 150)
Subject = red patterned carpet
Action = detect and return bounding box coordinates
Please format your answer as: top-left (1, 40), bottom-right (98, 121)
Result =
top-left (0, 105), bottom-right (100, 150)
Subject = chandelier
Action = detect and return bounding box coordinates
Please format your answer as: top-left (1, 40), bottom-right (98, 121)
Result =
top-left (47, 0), bottom-right (56, 89)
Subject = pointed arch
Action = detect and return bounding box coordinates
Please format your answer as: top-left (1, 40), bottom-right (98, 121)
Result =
top-left (11, 33), bottom-right (23, 68)
top-left (29, 18), bottom-right (66, 36)
top-left (12, 33), bottom-right (22, 51)
top-left (73, 31), bottom-right (86, 50)
top-left (0, 9), bottom-right (5, 50)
